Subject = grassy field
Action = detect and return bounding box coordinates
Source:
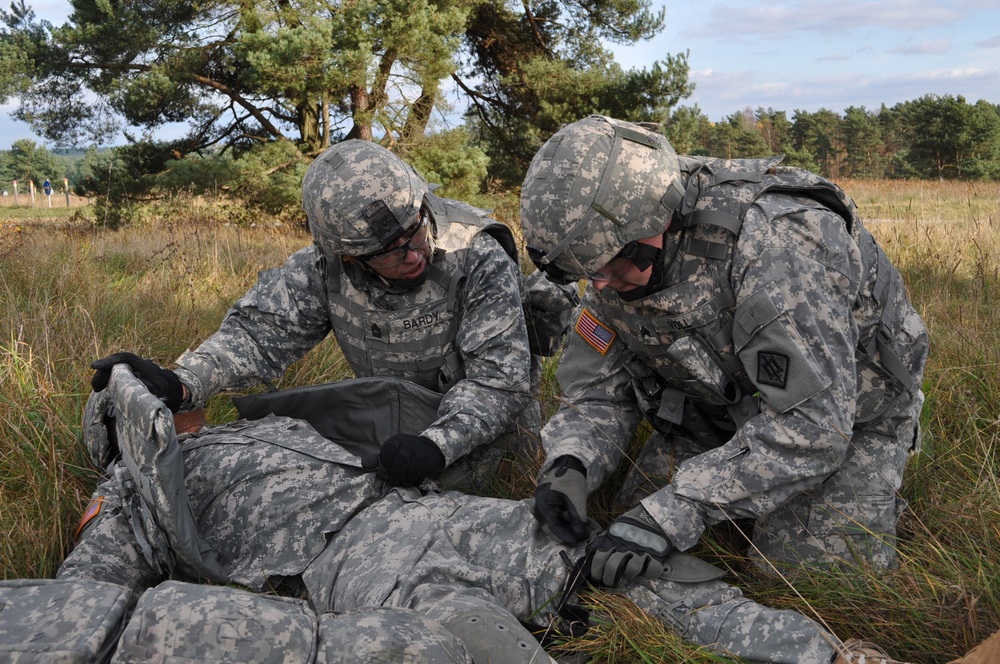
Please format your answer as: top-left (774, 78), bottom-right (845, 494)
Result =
top-left (1, 180), bottom-right (998, 662)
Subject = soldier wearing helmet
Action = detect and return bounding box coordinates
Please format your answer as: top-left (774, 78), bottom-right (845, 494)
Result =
top-left (89, 140), bottom-right (538, 490)
top-left (521, 116), bottom-right (928, 585)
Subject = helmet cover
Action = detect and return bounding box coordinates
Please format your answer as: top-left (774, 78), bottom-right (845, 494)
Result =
top-left (520, 115), bottom-right (685, 281)
top-left (303, 140), bottom-right (428, 257)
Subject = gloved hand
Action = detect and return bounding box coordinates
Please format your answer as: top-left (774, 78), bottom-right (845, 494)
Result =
top-left (586, 504), bottom-right (673, 588)
top-left (533, 455), bottom-right (590, 545)
top-left (91, 352), bottom-right (186, 413)
top-left (361, 434), bottom-right (446, 487)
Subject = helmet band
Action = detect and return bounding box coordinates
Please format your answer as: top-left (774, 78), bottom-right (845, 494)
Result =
top-left (361, 199), bottom-right (406, 246)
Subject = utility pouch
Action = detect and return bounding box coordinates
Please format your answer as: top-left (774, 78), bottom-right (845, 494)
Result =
top-left (113, 581), bottom-right (316, 664)
top-left (0, 579), bottom-right (128, 664)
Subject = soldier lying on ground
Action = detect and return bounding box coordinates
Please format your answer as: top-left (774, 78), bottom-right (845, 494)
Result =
top-left (1, 366), bottom-right (910, 663)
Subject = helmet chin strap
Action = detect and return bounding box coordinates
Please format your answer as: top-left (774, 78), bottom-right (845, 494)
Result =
top-left (616, 240), bottom-right (666, 302)
top-left (617, 241), bottom-right (660, 272)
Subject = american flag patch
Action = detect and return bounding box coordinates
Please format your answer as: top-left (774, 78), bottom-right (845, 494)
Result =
top-left (575, 309), bottom-right (616, 355)
top-left (74, 496), bottom-right (104, 540)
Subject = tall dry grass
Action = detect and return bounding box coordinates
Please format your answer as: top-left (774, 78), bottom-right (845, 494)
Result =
top-left (0, 180), bottom-right (997, 662)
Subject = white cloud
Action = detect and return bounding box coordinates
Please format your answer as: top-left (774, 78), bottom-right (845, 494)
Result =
top-left (890, 39), bottom-right (953, 54)
top-left (691, 0), bottom-right (970, 40)
top-left (685, 65), bottom-right (1000, 118)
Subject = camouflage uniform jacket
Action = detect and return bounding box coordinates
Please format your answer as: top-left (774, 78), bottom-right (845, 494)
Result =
top-left (541, 156), bottom-right (928, 551)
top-left (173, 196), bottom-right (532, 465)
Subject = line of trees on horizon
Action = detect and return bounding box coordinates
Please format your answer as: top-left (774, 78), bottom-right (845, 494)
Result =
top-left (3, 0), bottom-right (998, 219)
top-left (665, 94), bottom-right (1000, 182)
top-left (4, 92), bottom-right (998, 199)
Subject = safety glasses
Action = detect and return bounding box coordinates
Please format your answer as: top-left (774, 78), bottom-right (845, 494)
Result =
top-left (362, 214), bottom-right (429, 269)
top-left (528, 241), bottom-right (657, 286)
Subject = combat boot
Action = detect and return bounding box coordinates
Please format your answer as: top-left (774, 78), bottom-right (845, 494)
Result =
top-left (834, 639), bottom-right (912, 664)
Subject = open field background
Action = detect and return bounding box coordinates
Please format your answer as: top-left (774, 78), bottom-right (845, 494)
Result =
top-left (1, 179), bottom-right (998, 662)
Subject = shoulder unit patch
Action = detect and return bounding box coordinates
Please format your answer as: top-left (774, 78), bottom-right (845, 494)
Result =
top-left (757, 351), bottom-right (789, 388)
top-left (576, 309), bottom-right (616, 355)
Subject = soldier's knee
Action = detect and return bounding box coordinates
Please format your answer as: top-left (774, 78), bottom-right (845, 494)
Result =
top-left (750, 494), bottom-right (903, 574)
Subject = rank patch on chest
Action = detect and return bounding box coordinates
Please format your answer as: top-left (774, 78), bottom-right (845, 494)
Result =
top-left (757, 352), bottom-right (789, 388)
top-left (576, 309), bottom-right (616, 355)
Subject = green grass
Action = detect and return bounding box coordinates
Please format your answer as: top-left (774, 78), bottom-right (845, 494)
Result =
top-left (1, 181), bottom-right (998, 662)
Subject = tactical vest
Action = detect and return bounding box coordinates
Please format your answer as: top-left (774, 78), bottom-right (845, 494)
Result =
top-left (321, 193), bottom-right (518, 394)
top-left (590, 156), bottom-right (914, 445)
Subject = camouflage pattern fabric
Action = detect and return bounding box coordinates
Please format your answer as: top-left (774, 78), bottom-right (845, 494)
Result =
top-left (62, 419), bottom-right (379, 601)
top-left (56, 371), bottom-right (846, 664)
top-left (172, 228), bottom-right (532, 470)
top-left (301, 490), bottom-right (841, 664)
top-left (112, 581), bottom-right (317, 663)
top-left (521, 270), bottom-right (581, 357)
top-left (0, 579), bottom-right (127, 663)
top-left (317, 607), bottom-right (473, 664)
top-left (537, 153), bottom-right (928, 572)
top-left (302, 140), bottom-right (426, 257)
top-left (112, 581), bottom-right (475, 664)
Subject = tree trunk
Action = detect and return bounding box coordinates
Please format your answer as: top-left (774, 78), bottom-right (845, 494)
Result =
top-left (322, 98), bottom-right (331, 149)
top-left (299, 101), bottom-right (323, 152)
top-left (347, 85), bottom-right (373, 141)
top-left (401, 88), bottom-right (437, 144)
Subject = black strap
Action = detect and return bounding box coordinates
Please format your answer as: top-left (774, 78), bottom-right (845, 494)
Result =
top-left (549, 551), bottom-right (592, 641)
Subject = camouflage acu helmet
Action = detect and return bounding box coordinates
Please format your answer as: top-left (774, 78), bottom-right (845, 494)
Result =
top-left (303, 140), bottom-right (427, 257)
top-left (520, 115), bottom-right (686, 283)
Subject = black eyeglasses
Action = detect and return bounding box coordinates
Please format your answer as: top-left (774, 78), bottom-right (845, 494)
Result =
top-left (528, 241), bottom-right (657, 286)
top-left (362, 215), bottom-right (429, 269)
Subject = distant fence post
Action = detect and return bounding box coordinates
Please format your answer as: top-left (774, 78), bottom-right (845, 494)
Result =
top-left (64, 178), bottom-right (70, 207)
top-left (12, 180), bottom-right (18, 206)
top-left (29, 180), bottom-right (35, 206)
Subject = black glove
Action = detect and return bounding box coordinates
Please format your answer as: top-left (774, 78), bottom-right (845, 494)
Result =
top-left (91, 352), bottom-right (186, 413)
top-left (361, 434), bottom-right (446, 487)
top-left (586, 504), bottom-right (673, 588)
top-left (533, 455), bottom-right (591, 545)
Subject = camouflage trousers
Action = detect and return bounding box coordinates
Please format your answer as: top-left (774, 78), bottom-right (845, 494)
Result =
top-left (302, 489), bottom-right (841, 664)
top-left (56, 368), bottom-right (843, 663)
top-left (57, 425), bottom-right (844, 663)
top-left (615, 386), bottom-right (925, 574)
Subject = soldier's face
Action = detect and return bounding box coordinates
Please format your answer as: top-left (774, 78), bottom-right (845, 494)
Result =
top-left (373, 245), bottom-right (430, 281)
top-left (366, 216), bottom-right (433, 281)
top-left (590, 236), bottom-right (660, 293)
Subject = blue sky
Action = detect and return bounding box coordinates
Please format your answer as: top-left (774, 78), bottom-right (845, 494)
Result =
top-left (612, 0), bottom-right (1000, 119)
top-left (3, 0), bottom-right (1000, 148)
